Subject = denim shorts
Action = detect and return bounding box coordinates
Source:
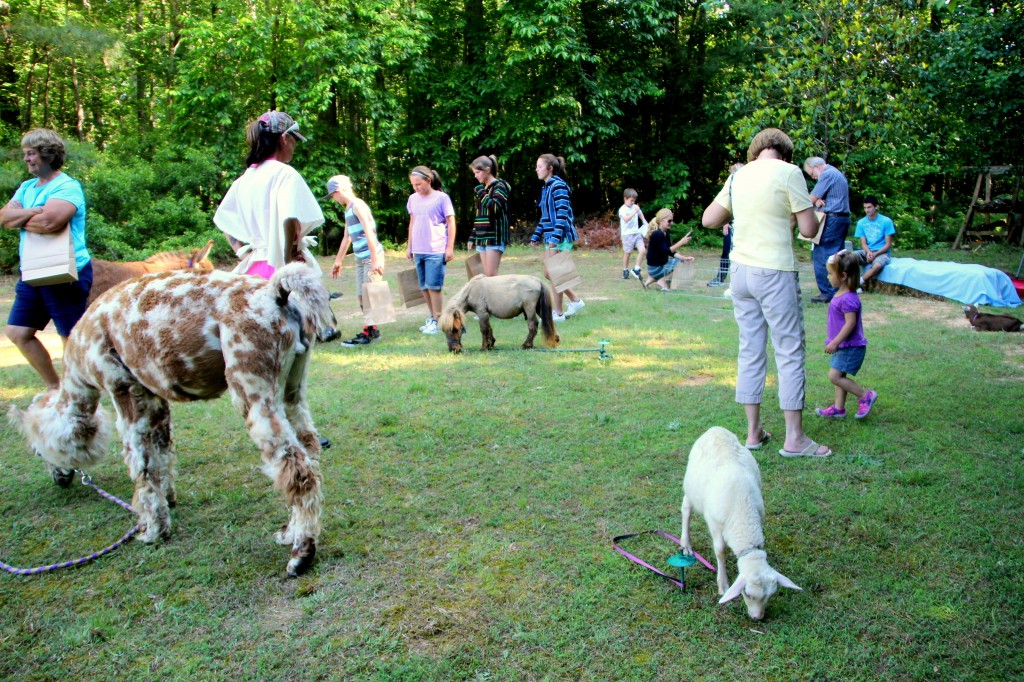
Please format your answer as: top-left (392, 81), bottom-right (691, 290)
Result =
top-left (414, 253), bottom-right (446, 290)
top-left (475, 245), bottom-right (506, 253)
top-left (830, 345), bottom-right (866, 375)
top-left (647, 259), bottom-right (678, 281)
top-left (9, 262), bottom-right (93, 337)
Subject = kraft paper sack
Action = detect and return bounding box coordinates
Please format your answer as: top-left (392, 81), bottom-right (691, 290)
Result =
top-left (797, 211), bottom-right (826, 245)
top-left (465, 251), bottom-right (483, 279)
top-left (397, 268), bottom-right (427, 308)
top-left (545, 250), bottom-right (583, 293)
top-left (21, 226), bottom-right (78, 286)
top-left (363, 280), bottom-right (397, 325)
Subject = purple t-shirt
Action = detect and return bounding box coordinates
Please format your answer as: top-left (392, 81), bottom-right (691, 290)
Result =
top-left (407, 190), bottom-right (454, 254)
top-left (826, 291), bottom-right (867, 348)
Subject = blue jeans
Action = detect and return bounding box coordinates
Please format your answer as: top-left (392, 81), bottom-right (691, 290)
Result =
top-left (812, 216), bottom-right (850, 299)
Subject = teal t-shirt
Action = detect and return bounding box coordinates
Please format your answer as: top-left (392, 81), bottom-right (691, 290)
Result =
top-left (13, 173), bottom-right (90, 270)
top-left (854, 214), bottom-right (895, 253)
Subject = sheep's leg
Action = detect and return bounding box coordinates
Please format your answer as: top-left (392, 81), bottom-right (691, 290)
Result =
top-left (680, 496), bottom-right (693, 555)
top-left (121, 388), bottom-right (175, 543)
top-left (282, 348), bottom-right (321, 460)
top-left (233, 381), bottom-right (322, 577)
top-left (712, 532), bottom-right (730, 595)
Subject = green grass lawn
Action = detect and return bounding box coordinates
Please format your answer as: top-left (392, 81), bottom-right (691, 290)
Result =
top-left (1, 244), bottom-right (1022, 681)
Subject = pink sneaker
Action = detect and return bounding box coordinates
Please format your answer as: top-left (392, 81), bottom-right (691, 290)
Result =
top-left (856, 390), bottom-right (878, 419)
top-left (815, 405), bottom-right (847, 418)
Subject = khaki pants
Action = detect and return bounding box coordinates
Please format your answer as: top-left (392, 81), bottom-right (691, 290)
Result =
top-left (730, 263), bottom-right (806, 411)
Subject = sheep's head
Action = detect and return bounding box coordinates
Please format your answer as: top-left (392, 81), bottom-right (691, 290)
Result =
top-left (720, 552), bottom-right (802, 621)
top-left (8, 391), bottom-right (111, 486)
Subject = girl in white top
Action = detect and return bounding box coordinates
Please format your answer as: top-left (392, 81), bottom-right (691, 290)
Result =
top-left (214, 111), bottom-right (324, 279)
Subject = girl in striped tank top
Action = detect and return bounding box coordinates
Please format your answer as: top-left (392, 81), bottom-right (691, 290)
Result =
top-left (328, 175), bottom-right (386, 347)
top-left (467, 155), bottom-right (511, 277)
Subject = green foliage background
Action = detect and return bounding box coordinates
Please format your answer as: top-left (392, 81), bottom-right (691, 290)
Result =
top-left (0, 0), bottom-right (1021, 265)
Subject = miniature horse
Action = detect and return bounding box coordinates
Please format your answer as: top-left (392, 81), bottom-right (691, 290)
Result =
top-left (9, 264), bottom-right (335, 577)
top-left (438, 274), bottom-right (559, 353)
top-left (88, 240), bottom-right (215, 304)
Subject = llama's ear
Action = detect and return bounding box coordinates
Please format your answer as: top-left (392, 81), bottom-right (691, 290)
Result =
top-left (7, 404), bottom-right (25, 428)
top-left (719, 576), bottom-right (746, 604)
top-left (196, 240), bottom-right (214, 263)
top-left (774, 570), bottom-right (802, 592)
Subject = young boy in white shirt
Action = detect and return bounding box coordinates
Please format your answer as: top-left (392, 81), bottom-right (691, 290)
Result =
top-left (618, 188), bottom-right (648, 280)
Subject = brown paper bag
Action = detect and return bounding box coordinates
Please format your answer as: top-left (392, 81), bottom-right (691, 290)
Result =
top-left (21, 226), bottom-right (78, 286)
top-left (798, 211), bottom-right (826, 245)
top-left (397, 268), bottom-right (426, 308)
top-left (363, 280), bottom-right (396, 325)
top-left (545, 250), bottom-right (583, 293)
top-left (465, 251), bottom-right (483, 279)
top-left (670, 259), bottom-right (694, 288)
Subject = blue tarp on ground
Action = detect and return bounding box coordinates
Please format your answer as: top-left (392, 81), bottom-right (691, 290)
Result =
top-left (875, 258), bottom-right (1022, 307)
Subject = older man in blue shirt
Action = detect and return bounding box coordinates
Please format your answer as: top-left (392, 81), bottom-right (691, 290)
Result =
top-left (804, 157), bottom-right (850, 303)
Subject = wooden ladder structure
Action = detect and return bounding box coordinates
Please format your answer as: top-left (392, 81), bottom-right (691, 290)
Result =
top-left (952, 165), bottom-right (1023, 249)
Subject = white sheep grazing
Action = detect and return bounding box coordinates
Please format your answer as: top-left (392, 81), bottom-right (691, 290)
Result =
top-left (680, 426), bottom-right (802, 620)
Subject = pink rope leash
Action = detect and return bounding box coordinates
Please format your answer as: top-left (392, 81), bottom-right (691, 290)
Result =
top-left (613, 529), bottom-right (715, 590)
top-left (1, 473), bottom-right (140, 576)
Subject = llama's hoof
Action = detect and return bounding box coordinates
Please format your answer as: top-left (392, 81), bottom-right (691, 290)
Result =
top-left (287, 538), bottom-right (316, 577)
top-left (51, 468), bottom-right (75, 488)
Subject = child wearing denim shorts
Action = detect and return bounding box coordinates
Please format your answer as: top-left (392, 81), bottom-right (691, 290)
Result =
top-left (816, 250), bottom-right (877, 419)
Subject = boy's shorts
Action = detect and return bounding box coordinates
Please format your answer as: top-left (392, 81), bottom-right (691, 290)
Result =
top-left (830, 345), bottom-right (866, 375)
top-left (621, 233), bottom-right (645, 253)
top-left (9, 262), bottom-right (94, 337)
top-left (414, 253), bottom-right (446, 291)
top-left (354, 257), bottom-right (384, 298)
top-left (855, 250), bottom-right (891, 270)
top-left (475, 245), bottom-right (506, 253)
top-left (647, 259), bottom-right (678, 281)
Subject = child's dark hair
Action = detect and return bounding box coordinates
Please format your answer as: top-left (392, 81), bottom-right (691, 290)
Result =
top-left (827, 250), bottom-right (861, 288)
top-left (470, 155), bottom-right (498, 176)
top-left (410, 165), bottom-right (443, 191)
top-left (623, 188), bottom-right (638, 200)
top-left (538, 153), bottom-right (566, 178)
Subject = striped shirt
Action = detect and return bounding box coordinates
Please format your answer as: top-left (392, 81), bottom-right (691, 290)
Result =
top-left (471, 178), bottom-right (511, 247)
top-left (345, 199), bottom-right (382, 260)
top-left (531, 176), bottom-right (577, 245)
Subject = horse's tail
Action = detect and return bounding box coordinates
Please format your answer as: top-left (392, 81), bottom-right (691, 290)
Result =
top-left (537, 280), bottom-right (559, 348)
top-left (270, 263), bottom-right (336, 339)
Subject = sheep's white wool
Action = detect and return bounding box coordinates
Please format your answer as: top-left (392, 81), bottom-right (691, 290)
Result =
top-left (681, 426), bottom-right (801, 621)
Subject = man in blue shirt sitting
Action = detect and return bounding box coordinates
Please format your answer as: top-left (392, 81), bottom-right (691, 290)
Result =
top-left (853, 195), bottom-right (895, 289)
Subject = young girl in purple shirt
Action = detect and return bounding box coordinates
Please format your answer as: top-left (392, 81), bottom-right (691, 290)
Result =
top-left (816, 250), bottom-right (878, 419)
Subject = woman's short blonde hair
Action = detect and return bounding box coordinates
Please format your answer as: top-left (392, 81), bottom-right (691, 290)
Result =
top-left (21, 128), bottom-right (66, 170)
top-left (747, 128), bottom-right (794, 163)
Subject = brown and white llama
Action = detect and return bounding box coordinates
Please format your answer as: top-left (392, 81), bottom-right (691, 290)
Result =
top-left (9, 263), bottom-right (335, 577)
top-left (87, 240), bottom-right (215, 305)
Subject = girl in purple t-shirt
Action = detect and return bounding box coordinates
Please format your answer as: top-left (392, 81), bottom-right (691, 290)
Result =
top-left (405, 165), bottom-right (456, 335)
top-left (816, 250), bottom-right (878, 419)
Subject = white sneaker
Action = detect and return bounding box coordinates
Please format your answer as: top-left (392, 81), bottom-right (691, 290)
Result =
top-left (421, 319), bottom-right (438, 334)
top-left (564, 298), bottom-right (585, 317)
top-left (419, 316), bottom-right (434, 332)
top-left (552, 313), bottom-right (567, 323)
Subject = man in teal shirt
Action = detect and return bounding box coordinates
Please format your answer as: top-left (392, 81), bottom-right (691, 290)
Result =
top-left (853, 195), bottom-right (895, 289)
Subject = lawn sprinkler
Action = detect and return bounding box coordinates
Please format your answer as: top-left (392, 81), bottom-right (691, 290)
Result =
top-left (667, 551), bottom-right (697, 592)
top-left (529, 339), bottom-right (613, 360)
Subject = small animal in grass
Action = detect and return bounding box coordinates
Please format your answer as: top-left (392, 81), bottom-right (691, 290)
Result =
top-left (962, 304), bottom-right (1022, 332)
top-left (438, 274), bottom-right (560, 353)
top-left (680, 426), bottom-right (802, 620)
top-left (88, 240), bottom-right (216, 305)
top-left (9, 263), bottom-right (334, 577)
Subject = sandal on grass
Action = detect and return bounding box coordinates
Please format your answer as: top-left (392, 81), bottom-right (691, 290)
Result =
top-left (779, 440), bottom-right (832, 458)
top-left (746, 429), bottom-right (772, 450)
